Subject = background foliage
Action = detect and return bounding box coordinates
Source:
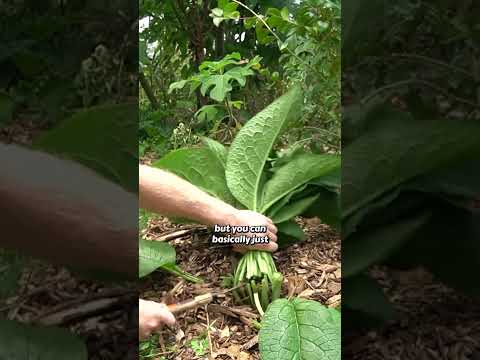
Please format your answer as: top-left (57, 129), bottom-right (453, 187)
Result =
top-left (1, 1), bottom-right (137, 358)
top-left (139, 0), bottom-right (340, 158)
top-left (342, 0), bottom-right (480, 330)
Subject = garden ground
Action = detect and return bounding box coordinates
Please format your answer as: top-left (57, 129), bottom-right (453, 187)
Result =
top-left (139, 216), bottom-right (341, 360)
top-left (344, 267), bottom-right (480, 360)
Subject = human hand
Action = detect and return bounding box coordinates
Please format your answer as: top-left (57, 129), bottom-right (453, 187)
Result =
top-left (139, 299), bottom-right (176, 340)
top-left (226, 210), bottom-right (278, 253)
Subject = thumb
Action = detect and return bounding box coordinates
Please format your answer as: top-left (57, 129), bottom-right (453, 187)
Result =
top-left (157, 303), bottom-right (176, 326)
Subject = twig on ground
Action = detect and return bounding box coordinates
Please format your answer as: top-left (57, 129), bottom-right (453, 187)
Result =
top-left (155, 229), bottom-right (195, 242)
top-left (241, 335), bottom-right (258, 351)
top-left (205, 305), bottom-right (214, 360)
top-left (33, 289), bottom-right (135, 326)
top-left (207, 304), bottom-right (258, 319)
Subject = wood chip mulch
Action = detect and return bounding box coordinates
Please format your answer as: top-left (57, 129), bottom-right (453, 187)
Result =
top-left (140, 217), bottom-right (341, 360)
top-left (343, 266), bottom-right (480, 360)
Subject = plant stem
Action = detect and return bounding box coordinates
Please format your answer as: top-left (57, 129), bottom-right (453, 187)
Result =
top-left (253, 291), bottom-right (265, 317)
top-left (245, 282), bottom-right (254, 306)
top-left (261, 275), bottom-right (270, 310)
top-left (271, 272), bottom-right (283, 301)
top-left (361, 78), bottom-right (480, 109)
top-left (162, 264), bottom-right (202, 283)
top-left (225, 97), bottom-right (239, 129)
top-left (391, 53), bottom-right (473, 79)
top-left (231, 0), bottom-right (317, 75)
top-left (232, 289), bottom-right (243, 304)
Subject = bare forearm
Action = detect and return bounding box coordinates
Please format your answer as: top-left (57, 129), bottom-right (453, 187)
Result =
top-left (139, 165), bottom-right (236, 225)
top-left (0, 144), bottom-right (137, 278)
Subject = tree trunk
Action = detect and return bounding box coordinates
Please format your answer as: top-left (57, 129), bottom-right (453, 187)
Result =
top-left (139, 71), bottom-right (159, 109)
top-left (216, 23), bottom-right (225, 59)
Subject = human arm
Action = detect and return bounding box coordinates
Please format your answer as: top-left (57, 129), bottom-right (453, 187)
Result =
top-left (0, 144), bottom-right (138, 278)
top-left (139, 165), bottom-right (278, 252)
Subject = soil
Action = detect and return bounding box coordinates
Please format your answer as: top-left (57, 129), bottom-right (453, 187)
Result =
top-left (0, 116), bottom-right (50, 145)
top-left (343, 267), bottom-right (480, 360)
top-left (139, 216), bottom-right (341, 360)
top-left (0, 261), bottom-right (138, 359)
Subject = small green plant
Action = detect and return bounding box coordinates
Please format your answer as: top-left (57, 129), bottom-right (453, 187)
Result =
top-left (168, 52), bottom-right (262, 134)
top-left (139, 211), bottom-right (202, 284)
top-left (154, 86), bottom-right (340, 314)
top-left (169, 52), bottom-right (261, 103)
top-left (138, 238), bottom-right (202, 283)
top-left (189, 336), bottom-right (209, 357)
top-left (139, 334), bottom-right (167, 359)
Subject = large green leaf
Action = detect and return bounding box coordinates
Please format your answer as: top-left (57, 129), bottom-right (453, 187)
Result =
top-left (342, 101), bottom-right (415, 146)
top-left (34, 104), bottom-right (138, 193)
top-left (302, 188), bottom-right (341, 230)
top-left (342, 187), bottom-right (404, 240)
top-left (261, 154), bottom-right (340, 213)
top-left (427, 211), bottom-right (480, 295)
top-left (343, 274), bottom-right (396, 326)
top-left (201, 136), bottom-right (228, 167)
top-left (408, 158), bottom-right (480, 202)
top-left (226, 85), bottom-right (303, 211)
top-left (390, 206), bottom-right (480, 296)
top-left (270, 194), bottom-right (319, 224)
top-left (0, 93), bottom-right (14, 124)
top-left (259, 298), bottom-right (340, 360)
top-left (266, 184), bottom-right (309, 219)
top-left (168, 80), bottom-right (188, 94)
top-left (343, 211), bottom-right (431, 277)
top-left (0, 319), bottom-right (87, 359)
top-left (309, 167), bottom-right (341, 191)
top-left (225, 67), bottom-right (255, 87)
top-left (343, 274), bottom-right (395, 320)
top-left (344, 190), bottom-right (427, 240)
top-left (342, 119), bottom-right (480, 218)
top-left (344, 156), bottom-right (480, 239)
top-left (153, 147), bottom-right (235, 204)
top-left (139, 239), bottom-right (176, 278)
top-left (277, 220), bottom-right (306, 247)
top-left (199, 52), bottom-right (241, 72)
top-left (195, 105), bottom-right (227, 128)
top-left (200, 74), bottom-right (232, 102)
top-left (0, 251), bottom-right (24, 299)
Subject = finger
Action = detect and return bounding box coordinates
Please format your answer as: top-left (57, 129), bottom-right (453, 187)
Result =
top-left (234, 241), bottom-right (276, 252)
top-left (253, 241), bottom-right (278, 252)
top-left (260, 242), bottom-right (278, 252)
top-left (267, 230), bottom-right (277, 243)
top-left (139, 329), bottom-right (150, 341)
top-left (267, 223), bottom-right (277, 234)
top-left (263, 215), bottom-right (274, 225)
top-left (158, 304), bottom-right (176, 326)
top-left (233, 245), bottom-right (247, 254)
top-left (147, 320), bottom-right (160, 329)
